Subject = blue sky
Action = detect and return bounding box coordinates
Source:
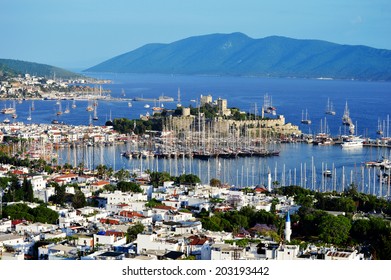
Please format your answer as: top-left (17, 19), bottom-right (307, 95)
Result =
top-left (1, 0), bottom-right (390, 69)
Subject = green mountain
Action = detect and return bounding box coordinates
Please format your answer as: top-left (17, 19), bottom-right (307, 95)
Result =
top-left (0, 58), bottom-right (82, 79)
top-left (85, 32), bottom-right (391, 81)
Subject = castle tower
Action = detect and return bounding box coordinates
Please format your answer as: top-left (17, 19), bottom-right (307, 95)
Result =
top-left (284, 211), bottom-right (292, 243)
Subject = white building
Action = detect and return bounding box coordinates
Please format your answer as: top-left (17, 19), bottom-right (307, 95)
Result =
top-left (0, 219), bottom-right (12, 232)
top-left (101, 190), bottom-right (147, 205)
top-left (325, 250), bottom-right (364, 260)
top-left (93, 231), bottom-right (127, 247)
top-left (210, 243), bottom-right (246, 260)
top-left (30, 175), bottom-right (47, 191)
top-left (0, 233), bottom-right (24, 247)
top-left (136, 232), bottom-right (184, 255)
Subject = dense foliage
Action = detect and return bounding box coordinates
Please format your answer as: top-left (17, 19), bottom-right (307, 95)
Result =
top-left (111, 118), bottom-right (162, 135)
top-left (126, 222), bottom-right (144, 243)
top-left (201, 206), bottom-right (281, 235)
top-left (2, 203), bottom-right (59, 224)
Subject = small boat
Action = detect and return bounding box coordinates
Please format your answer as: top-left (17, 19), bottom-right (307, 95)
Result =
top-left (323, 170), bottom-right (332, 177)
top-left (27, 107), bottom-right (32, 121)
top-left (86, 98), bottom-right (94, 111)
top-left (301, 109), bottom-right (311, 124)
top-left (64, 103), bottom-right (70, 114)
top-left (1, 106), bottom-right (15, 114)
top-left (144, 104), bottom-right (150, 109)
top-left (71, 99), bottom-right (77, 109)
top-left (56, 102), bottom-right (62, 115)
top-left (128, 101), bottom-right (132, 107)
top-left (3, 118), bottom-right (10, 124)
top-left (12, 113), bottom-right (17, 119)
top-left (93, 106), bottom-right (98, 120)
top-left (51, 119), bottom-right (59, 124)
top-left (377, 118), bottom-right (383, 135)
top-left (325, 98), bottom-right (336, 115)
top-left (263, 93), bottom-right (277, 114)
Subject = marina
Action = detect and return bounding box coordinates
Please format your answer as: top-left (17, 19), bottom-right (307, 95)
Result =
top-left (1, 73), bottom-right (391, 196)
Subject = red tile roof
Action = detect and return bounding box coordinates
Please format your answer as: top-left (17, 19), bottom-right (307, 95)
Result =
top-left (119, 210), bottom-right (144, 218)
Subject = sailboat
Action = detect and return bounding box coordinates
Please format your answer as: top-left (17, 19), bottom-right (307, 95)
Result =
top-left (342, 101), bottom-right (352, 126)
top-left (71, 99), bottom-right (77, 109)
top-left (263, 93), bottom-right (276, 115)
top-left (64, 103), bottom-right (70, 114)
top-left (11, 100), bottom-right (17, 119)
top-left (27, 106), bottom-right (32, 121)
top-left (128, 101), bottom-right (132, 107)
top-left (377, 118), bottom-right (384, 135)
top-left (86, 98), bottom-right (94, 111)
top-left (56, 102), bottom-right (63, 115)
top-left (93, 105), bottom-right (98, 120)
top-left (301, 109), bottom-right (311, 124)
top-left (325, 98), bottom-right (336, 115)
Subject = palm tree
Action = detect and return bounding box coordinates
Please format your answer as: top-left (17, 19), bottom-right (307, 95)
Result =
top-left (96, 164), bottom-right (108, 179)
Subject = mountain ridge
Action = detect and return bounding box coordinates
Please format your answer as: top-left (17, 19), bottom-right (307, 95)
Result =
top-left (0, 58), bottom-right (83, 79)
top-left (85, 33), bottom-right (391, 81)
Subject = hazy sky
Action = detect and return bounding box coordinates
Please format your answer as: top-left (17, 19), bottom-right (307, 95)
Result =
top-left (2, 0), bottom-right (390, 69)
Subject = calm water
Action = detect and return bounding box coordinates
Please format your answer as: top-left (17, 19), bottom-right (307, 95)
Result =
top-left (4, 73), bottom-right (391, 193)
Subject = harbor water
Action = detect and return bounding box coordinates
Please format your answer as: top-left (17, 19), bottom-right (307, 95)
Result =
top-left (3, 73), bottom-right (391, 194)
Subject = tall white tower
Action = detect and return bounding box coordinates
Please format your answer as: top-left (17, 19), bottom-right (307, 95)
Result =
top-left (284, 211), bottom-right (292, 243)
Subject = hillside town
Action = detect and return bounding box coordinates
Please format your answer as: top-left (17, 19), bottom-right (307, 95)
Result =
top-left (0, 160), bottom-right (369, 261)
top-left (0, 73), bottom-right (110, 101)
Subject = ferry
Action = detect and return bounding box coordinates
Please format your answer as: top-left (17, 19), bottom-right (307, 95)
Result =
top-left (341, 136), bottom-right (364, 149)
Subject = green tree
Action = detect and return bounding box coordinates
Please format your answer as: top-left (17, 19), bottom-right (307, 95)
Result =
top-left (117, 181), bottom-right (143, 193)
top-left (96, 164), bottom-right (108, 179)
top-left (210, 178), bottom-right (221, 187)
top-left (319, 214), bottom-right (351, 245)
top-left (114, 169), bottom-right (130, 182)
top-left (22, 177), bottom-right (34, 202)
top-left (72, 190), bottom-right (86, 209)
top-left (30, 205), bottom-right (59, 224)
top-left (2, 203), bottom-right (34, 220)
top-left (175, 174), bottom-right (201, 185)
top-left (145, 198), bottom-right (163, 208)
top-left (126, 222), bottom-right (145, 243)
top-left (149, 171), bottom-right (172, 188)
top-left (49, 182), bottom-right (66, 205)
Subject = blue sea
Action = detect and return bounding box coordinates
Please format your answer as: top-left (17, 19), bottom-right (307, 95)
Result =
top-left (4, 73), bottom-right (391, 193)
